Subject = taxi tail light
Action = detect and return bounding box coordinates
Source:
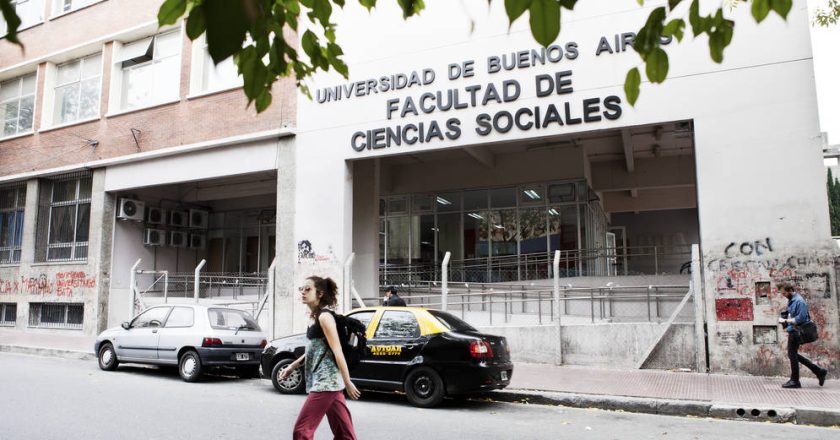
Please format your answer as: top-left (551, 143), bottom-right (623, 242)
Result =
top-left (202, 337), bottom-right (223, 347)
top-left (260, 339), bottom-right (267, 348)
top-left (470, 340), bottom-right (494, 358)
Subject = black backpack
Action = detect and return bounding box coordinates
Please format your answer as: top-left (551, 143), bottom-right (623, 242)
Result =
top-left (314, 311), bottom-right (367, 372)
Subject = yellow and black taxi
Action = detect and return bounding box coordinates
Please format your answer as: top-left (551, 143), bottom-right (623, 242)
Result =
top-left (261, 306), bottom-right (513, 407)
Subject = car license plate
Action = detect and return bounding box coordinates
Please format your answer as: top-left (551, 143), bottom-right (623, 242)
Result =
top-left (501, 370), bottom-right (508, 381)
top-left (235, 353), bottom-right (249, 361)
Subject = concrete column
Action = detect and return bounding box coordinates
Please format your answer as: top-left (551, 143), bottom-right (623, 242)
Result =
top-left (352, 159), bottom-right (379, 306)
top-left (274, 137), bottom-right (297, 337)
top-left (19, 179), bottom-right (39, 269)
top-left (90, 170), bottom-right (116, 333)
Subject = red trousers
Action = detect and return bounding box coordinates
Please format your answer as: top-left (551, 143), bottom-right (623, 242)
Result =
top-left (293, 391), bottom-right (356, 440)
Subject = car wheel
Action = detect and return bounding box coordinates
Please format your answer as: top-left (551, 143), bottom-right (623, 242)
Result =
top-left (179, 350), bottom-right (203, 382)
top-left (98, 343), bottom-right (119, 371)
top-left (236, 365), bottom-right (260, 379)
top-left (404, 366), bottom-right (445, 408)
top-left (271, 358), bottom-right (305, 394)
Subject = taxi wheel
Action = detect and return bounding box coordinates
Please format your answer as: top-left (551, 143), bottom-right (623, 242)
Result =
top-left (272, 358), bottom-right (306, 394)
top-left (179, 350), bottom-right (203, 382)
top-left (98, 343), bottom-right (119, 371)
top-left (404, 367), bottom-right (444, 408)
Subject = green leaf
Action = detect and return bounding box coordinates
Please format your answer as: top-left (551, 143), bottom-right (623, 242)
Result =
top-left (0, 0), bottom-right (23, 45)
top-left (529, 0), bottom-right (560, 47)
top-left (359, 0), bottom-right (377, 10)
top-left (770, 0), bottom-right (792, 19)
top-left (397, 0), bottom-right (425, 18)
top-left (662, 18), bottom-right (685, 42)
top-left (645, 47), bottom-right (668, 83)
top-left (241, 49), bottom-right (269, 100)
top-left (204, 0), bottom-right (249, 64)
top-left (312, 0), bottom-right (332, 27)
top-left (625, 67), bottom-right (641, 106)
top-left (505, 0), bottom-right (531, 25)
top-left (751, 0), bottom-right (770, 23)
top-left (255, 90), bottom-right (273, 113)
top-left (158, 0), bottom-right (187, 25)
top-left (634, 6), bottom-right (666, 57)
top-left (185, 6), bottom-right (206, 40)
top-left (667, 0), bottom-right (682, 10)
top-left (284, 0), bottom-right (301, 15)
top-left (637, 0), bottom-right (644, 5)
top-left (688, 0), bottom-right (705, 36)
top-left (557, 0), bottom-right (577, 8)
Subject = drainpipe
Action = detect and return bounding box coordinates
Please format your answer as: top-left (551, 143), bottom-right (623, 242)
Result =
top-left (553, 250), bottom-right (562, 366)
top-left (129, 259), bottom-right (142, 319)
top-left (194, 259), bottom-right (206, 303)
top-left (441, 252), bottom-right (451, 311)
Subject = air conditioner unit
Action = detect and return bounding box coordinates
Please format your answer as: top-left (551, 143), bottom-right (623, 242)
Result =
top-left (143, 228), bottom-right (166, 246)
top-left (189, 209), bottom-right (209, 229)
top-left (146, 207), bottom-right (166, 225)
top-left (117, 198), bottom-right (145, 222)
top-left (189, 233), bottom-right (206, 249)
top-left (169, 210), bottom-right (188, 227)
top-left (170, 231), bottom-right (188, 248)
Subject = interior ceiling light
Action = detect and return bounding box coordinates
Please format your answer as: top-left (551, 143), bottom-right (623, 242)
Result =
top-left (493, 224), bottom-right (504, 229)
top-left (467, 213), bottom-right (483, 220)
top-left (436, 196), bottom-right (451, 205)
top-left (523, 189), bottom-right (541, 200)
top-left (548, 208), bottom-right (560, 216)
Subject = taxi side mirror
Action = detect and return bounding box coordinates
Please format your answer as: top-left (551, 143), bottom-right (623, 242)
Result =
top-left (121, 321), bottom-right (130, 330)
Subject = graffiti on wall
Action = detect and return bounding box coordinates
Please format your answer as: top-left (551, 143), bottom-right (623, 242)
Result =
top-left (707, 237), bottom-right (839, 374)
top-left (297, 240), bottom-right (335, 263)
top-left (0, 271), bottom-right (96, 298)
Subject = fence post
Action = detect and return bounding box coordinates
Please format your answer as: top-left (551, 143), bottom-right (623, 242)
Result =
top-left (163, 271), bottom-right (169, 304)
top-left (194, 259), bottom-right (206, 303)
top-left (553, 251), bottom-right (562, 365)
top-left (128, 259), bottom-right (142, 319)
top-left (654, 246), bottom-right (659, 274)
top-left (690, 244), bottom-right (707, 372)
top-left (646, 285), bottom-right (653, 322)
top-left (441, 251), bottom-right (451, 312)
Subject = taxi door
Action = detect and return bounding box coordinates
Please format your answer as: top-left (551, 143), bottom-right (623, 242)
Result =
top-left (364, 310), bottom-right (426, 384)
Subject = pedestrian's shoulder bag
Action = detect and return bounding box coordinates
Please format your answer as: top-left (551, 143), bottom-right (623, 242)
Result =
top-left (795, 313), bottom-right (819, 344)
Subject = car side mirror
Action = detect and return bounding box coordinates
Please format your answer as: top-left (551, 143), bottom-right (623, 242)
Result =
top-left (121, 322), bottom-right (130, 330)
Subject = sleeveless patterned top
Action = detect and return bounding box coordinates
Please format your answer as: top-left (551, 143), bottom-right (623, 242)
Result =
top-left (304, 313), bottom-right (345, 393)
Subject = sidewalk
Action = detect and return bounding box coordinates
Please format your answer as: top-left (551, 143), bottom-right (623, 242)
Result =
top-left (1, 331), bottom-right (839, 427)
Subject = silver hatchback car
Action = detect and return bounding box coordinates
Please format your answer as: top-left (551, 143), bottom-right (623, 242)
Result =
top-left (95, 304), bottom-right (267, 382)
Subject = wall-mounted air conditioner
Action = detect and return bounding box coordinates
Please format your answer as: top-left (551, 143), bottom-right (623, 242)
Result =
top-left (169, 210), bottom-right (188, 227)
top-left (143, 228), bottom-right (166, 246)
top-left (170, 231), bottom-right (188, 248)
top-left (146, 207), bottom-right (166, 225)
top-left (189, 209), bottom-right (209, 229)
top-left (189, 233), bottom-right (206, 249)
top-left (117, 198), bottom-right (145, 222)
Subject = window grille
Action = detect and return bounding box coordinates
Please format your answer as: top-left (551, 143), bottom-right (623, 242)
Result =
top-left (0, 183), bottom-right (26, 264)
top-left (0, 303), bottom-right (16, 326)
top-left (35, 171), bottom-right (92, 262)
top-left (28, 303), bottom-right (83, 329)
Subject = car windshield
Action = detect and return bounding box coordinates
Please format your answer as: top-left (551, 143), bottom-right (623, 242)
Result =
top-left (207, 308), bottom-right (261, 331)
top-left (428, 310), bottom-right (476, 332)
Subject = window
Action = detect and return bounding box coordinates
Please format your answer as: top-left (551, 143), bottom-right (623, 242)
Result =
top-left (0, 303), bottom-right (16, 326)
top-left (53, 0), bottom-right (97, 15)
top-left (428, 310), bottom-right (475, 332)
top-left (208, 308), bottom-right (260, 331)
top-left (0, 0), bottom-right (43, 35)
top-left (130, 306), bottom-right (170, 328)
top-left (36, 173), bottom-right (92, 262)
top-left (200, 40), bottom-right (240, 92)
top-left (0, 184), bottom-right (25, 264)
top-left (164, 307), bottom-right (194, 328)
top-left (0, 73), bottom-right (35, 138)
top-left (118, 31), bottom-right (181, 110)
top-left (54, 53), bottom-right (101, 125)
top-left (374, 311), bottom-right (420, 339)
top-left (29, 303), bottom-right (83, 329)
top-left (348, 311), bottom-right (376, 331)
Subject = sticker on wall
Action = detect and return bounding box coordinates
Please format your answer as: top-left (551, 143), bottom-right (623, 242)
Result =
top-left (754, 281), bottom-right (770, 305)
top-left (753, 326), bottom-right (778, 344)
top-left (715, 298), bottom-right (754, 321)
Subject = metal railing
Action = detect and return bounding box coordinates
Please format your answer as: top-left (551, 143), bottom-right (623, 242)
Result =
top-left (369, 282), bottom-right (692, 327)
top-left (380, 244), bottom-right (693, 285)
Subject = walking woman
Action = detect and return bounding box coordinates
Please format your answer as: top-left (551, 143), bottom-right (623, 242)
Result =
top-left (279, 276), bottom-right (360, 439)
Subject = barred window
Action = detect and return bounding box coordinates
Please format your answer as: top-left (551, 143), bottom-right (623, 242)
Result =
top-left (0, 184), bottom-right (25, 264)
top-left (29, 303), bottom-right (83, 329)
top-left (35, 172), bottom-right (92, 262)
top-left (0, 303), bottom-right (16, 326)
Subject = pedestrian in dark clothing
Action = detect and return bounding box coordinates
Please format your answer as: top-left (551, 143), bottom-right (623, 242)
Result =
top-left (778, 283), bottom-right (828, 389)
top-left (382, 286), bottom-right (406, 306)
top-left (279, 276), bottom-right (360, 440)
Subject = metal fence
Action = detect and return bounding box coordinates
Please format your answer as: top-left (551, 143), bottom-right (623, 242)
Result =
top-left (368, 282), bottom-right (692, 327)
top-left (380, 245), bottom-right (693, 285)
top-left (135, 272), bottom-right (268, 301)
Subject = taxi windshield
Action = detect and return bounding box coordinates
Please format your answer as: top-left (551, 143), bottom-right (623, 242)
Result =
top-left (428, 310), bottom-right (476, 332)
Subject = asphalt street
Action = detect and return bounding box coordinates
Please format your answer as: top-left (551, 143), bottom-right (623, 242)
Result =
top-left (0, 353), bottom-right (837, 440)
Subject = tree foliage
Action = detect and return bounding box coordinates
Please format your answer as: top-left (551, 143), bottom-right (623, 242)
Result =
top-left (828, 169), bottom-right (840, 236)
top-left (0, 0), bottom-right (801, 111)
top-left (814, 0), bottom-right (840, 26)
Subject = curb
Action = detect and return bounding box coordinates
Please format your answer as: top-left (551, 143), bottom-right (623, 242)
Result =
top-left (489, 389), bottom-right (840, 428)
top-left (0, 344), bottom-right (95, 361)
